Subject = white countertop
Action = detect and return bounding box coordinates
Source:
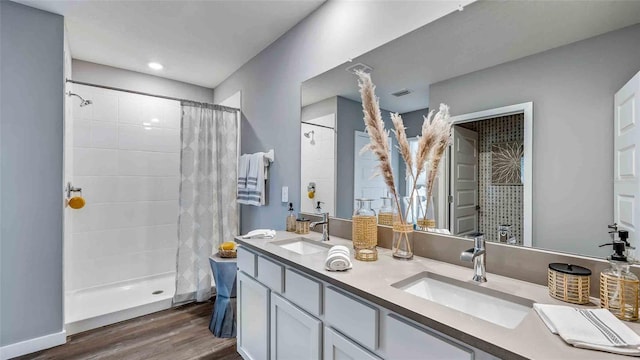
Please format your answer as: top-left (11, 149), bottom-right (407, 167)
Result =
top-left (236, 231), bottom-right (640, 359)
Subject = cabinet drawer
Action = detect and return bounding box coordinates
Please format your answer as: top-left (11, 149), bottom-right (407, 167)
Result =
top-left (285, 268), bottom-right (322, 316)
top-left (383, 314), bottom-right (473, 360)
top-left (257, 256), bottom-right (284, 293)
top-left (324, 286), bottom-right (378, 351)
top-left (237, 246), bottom-right (257, 277)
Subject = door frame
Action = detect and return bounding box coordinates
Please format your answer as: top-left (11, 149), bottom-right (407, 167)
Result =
top-left (444, 102), bottom-right (533, 247)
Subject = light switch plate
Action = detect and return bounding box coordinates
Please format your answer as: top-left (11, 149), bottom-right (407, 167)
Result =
top-left (281, 186), bottom-right (288, 203)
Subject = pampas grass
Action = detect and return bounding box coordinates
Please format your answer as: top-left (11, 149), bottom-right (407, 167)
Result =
top-left (356, 71), bottom-right (452, 250)
top-left (391, 113), bottom-right (413, 179)
top-left (425, 104), bottom-right (452, 204)
top-left (356, 71), bottom-right (403, 221)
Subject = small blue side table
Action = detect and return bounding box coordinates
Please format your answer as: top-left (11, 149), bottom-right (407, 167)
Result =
top-left (209, 255), bottom-right (237, 337)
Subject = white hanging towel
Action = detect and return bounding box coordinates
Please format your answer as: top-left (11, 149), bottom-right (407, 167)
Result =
top-left (534, 303), bottom-right (640, 356)
top-left (237, 154), bottom-right (249, 191)
top-left (237, 152), bottom-right (266, 206)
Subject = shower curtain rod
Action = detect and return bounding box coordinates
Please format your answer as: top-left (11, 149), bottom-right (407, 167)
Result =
top-left (65, 79), bottom-right (240, 113)
top-left (300, 121), bottom-right (335, 130)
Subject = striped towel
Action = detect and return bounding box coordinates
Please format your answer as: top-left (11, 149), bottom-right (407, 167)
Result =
top-left (534, 303), bottom-right (640, 356)
top-left (237, 153), bottom-right (265, 206)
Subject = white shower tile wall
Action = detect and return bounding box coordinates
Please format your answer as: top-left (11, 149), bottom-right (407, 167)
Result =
top-left (460, 114), bottom-right (524, 245)
top-left (67, 84), bottom-right (180, 292)
top-left (300, 120), bottom-right (336, 216)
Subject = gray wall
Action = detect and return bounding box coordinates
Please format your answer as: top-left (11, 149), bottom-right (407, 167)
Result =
top-left (1, 1), bottom-right (64, 346)
top-left (301, 97), bottom-right (337, 123)
top-left (398, 108), bottom-right (428, 138)
top-left (213, 1), bottom-right (462, 233)
top-left (73, 60), bottom-right (214, 103)
top-left (429, 24), bottom-right (640, 257)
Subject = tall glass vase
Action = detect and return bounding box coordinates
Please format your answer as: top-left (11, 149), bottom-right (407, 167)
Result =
top-left (392, 198), bottom-right (414, 260)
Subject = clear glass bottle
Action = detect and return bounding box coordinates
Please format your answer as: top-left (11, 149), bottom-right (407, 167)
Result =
top-left (378, 197), bottom-right (394, 226)
top-left (352, 199), bottom-right (378, 261)
top-left (286, 202), bottom-right (296, 232)
top-left (498, 224), bottom-right (512, 243)
top-left (600, 231), bottom-right (639, 321)
top-left (392, 197), bottom-right (414, 260)
top-left (600, 261), bottom-right (639, 321)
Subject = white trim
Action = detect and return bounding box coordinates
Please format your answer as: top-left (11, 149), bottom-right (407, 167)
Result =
top-left (0, 330), bottom-right (66, 360)
top-left (448, 102), bottom-right (533, 247)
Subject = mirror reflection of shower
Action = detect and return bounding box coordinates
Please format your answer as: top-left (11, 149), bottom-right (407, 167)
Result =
top-left (304, 130), bottom-right (315, 145)
top-left (66, 91), bottom-right (93, 107)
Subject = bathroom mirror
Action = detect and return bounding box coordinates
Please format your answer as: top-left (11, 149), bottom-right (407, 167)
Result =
top-left (299, 0), bottom-right (640, 258)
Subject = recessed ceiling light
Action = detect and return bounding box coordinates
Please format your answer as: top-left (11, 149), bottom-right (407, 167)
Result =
top-left (148, 62), bottom-right (163, 70)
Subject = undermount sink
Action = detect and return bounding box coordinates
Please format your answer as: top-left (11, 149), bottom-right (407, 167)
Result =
top-left (271, 237), bottom-right (332, 255)
top-left (392, 272), bottom-right (533, 329)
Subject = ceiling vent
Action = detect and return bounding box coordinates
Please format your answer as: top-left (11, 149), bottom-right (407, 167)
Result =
top-left (345, 62), bottom-right (373, 75)
top-left (391, 89), bottom-right (412, 97)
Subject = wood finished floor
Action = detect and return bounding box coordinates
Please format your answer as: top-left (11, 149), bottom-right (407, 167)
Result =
top-left (16, 300), bottom-right (241, 360)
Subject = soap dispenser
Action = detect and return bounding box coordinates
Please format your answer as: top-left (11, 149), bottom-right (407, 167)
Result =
top-left (599, 229), bottom-right (639, 321)
top-left (315, 201), bottom-right (324, 214)
top-left (286, 203), bottom-right (296, 232)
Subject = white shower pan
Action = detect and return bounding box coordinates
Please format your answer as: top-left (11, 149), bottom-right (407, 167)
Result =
top-left (65, 272), bottom-right (175, 335)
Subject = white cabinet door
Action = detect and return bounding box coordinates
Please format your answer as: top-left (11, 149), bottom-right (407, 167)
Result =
top-left (270, 293), bottom-right (322, 360)
top-left (238, 271), bottom-right (270, 360)
top-left (324, 327), bottom-right (381, 360)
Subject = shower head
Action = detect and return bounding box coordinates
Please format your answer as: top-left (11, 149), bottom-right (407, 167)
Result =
top-left (304, 130), bottom-right (314, 138)
top-left (66, 92), bottom-right (93, 107)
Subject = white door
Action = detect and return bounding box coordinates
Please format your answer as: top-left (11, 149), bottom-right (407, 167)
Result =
top-left (237, 271), bottom-right (270, 360)
top-left (614, 71), bottom-right (640, 258)
top-left (270, 293), bottom-right (322, 360)
top-left (449, 126), bottom-right (479, 236)
top-left (324, 327), bottom-right (381, 360)
top-left (354, 131), bottom-right (391, 212)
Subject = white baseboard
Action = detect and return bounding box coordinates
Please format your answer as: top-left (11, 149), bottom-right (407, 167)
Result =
top-left (0, 330), bottom-right (66, 360)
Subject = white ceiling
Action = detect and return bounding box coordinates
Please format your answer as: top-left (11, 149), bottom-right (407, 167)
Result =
top-left (302, 0), bottom-right (640, 113)
top-left (16, 0), bottom-right (324, 88)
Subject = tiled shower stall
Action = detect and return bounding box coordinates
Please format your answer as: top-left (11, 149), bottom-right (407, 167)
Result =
top-left (64, 84), bottom-right (181, 334)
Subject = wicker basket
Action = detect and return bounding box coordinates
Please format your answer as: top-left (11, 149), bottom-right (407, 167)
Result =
top-left (416, 218), bottom-right (435, 230)
top-left (600, 272), bottom-right (639, 321)
top-left (218, 249), bottom-right (237, 258)
top-left (352, 215), bottom-right (377, 261)
top-left (547, 264), bottom-right (591, 305)
top-left (295, 219), bottom-right (310, 235)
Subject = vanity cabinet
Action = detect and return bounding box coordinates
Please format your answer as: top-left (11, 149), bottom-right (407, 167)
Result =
top-left (270, 293), bottom-right (322, 360)
top-left (237, 246), bottom-right (498, 360)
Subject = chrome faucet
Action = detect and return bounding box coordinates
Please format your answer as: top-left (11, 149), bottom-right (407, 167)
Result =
top-left (310, 213), bottom-right (330, 241)
top-left (460, 232), bottom-right (487, 283)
